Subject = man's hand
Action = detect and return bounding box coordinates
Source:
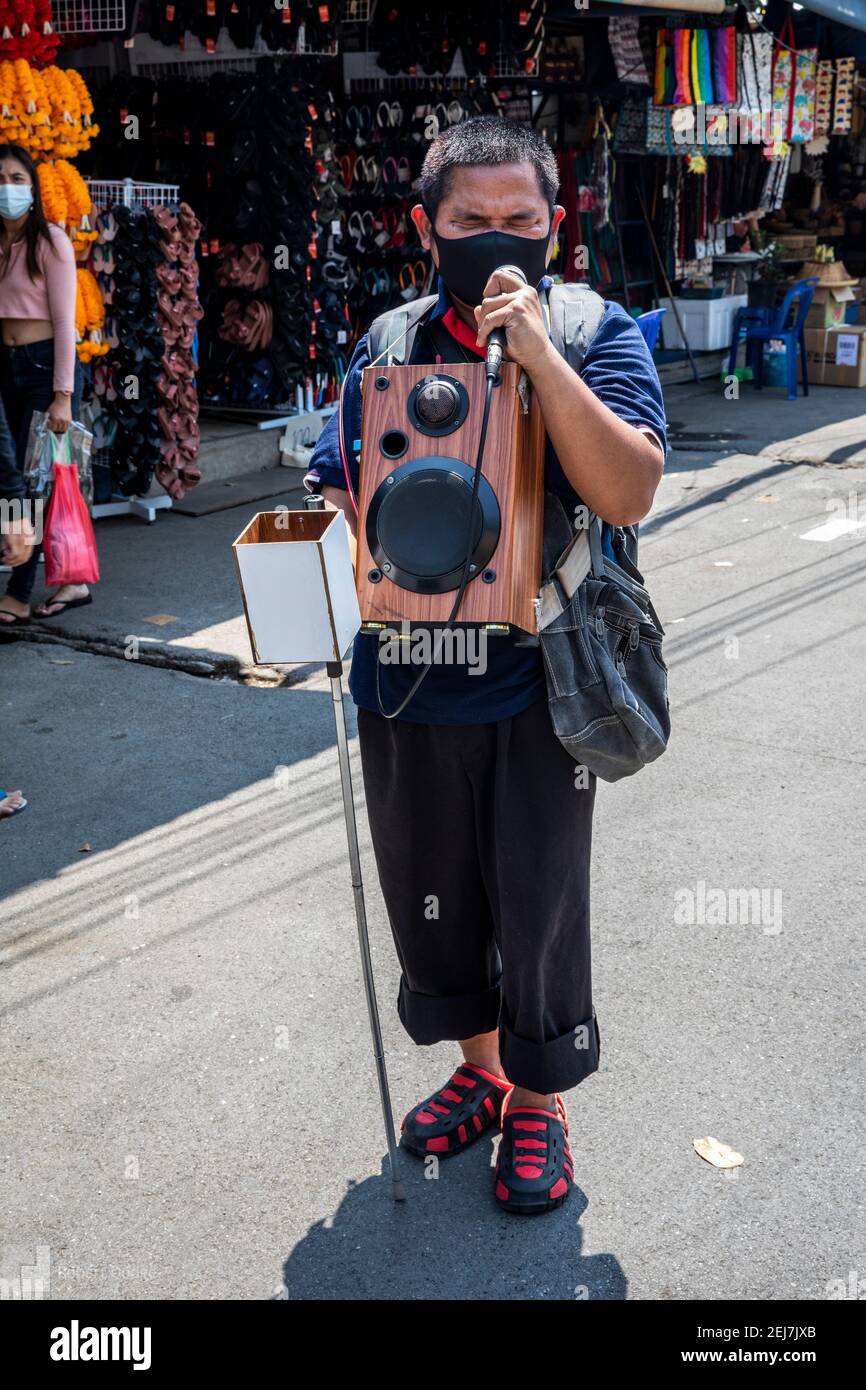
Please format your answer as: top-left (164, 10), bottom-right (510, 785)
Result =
top-left (321, 485), bottom-right (358, 569)
top-left (0, 518), bottom-right (35, 567)
top-left (474, 268), bottom-right (552, 373)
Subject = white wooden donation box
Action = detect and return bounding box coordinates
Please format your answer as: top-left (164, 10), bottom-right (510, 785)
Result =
top-left (233, 508), bottom-right (361, 666)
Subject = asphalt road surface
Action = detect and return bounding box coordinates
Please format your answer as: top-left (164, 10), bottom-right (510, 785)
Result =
top-left (2, 432), bottom-right (864, 1301)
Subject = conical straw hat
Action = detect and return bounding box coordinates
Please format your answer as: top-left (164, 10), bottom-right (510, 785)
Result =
top-left (800, 259), bottom-right (858, 287)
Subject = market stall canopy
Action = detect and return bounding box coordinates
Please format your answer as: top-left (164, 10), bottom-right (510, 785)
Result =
top-left (598, 1), bottom-right (726, 11)
top-left (596, 0), bottom-right (866, 25)
top-left (793, 0), bottom-right (866, 34)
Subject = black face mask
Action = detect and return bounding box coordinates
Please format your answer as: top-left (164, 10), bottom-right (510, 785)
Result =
top-left (429, 220), bottom-right (552, 307)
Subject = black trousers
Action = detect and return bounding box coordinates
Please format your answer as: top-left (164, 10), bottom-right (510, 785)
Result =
top-left (357, 697), bottom-right (600, 1095)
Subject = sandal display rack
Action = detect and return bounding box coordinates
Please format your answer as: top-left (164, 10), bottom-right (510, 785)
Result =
top-left (85, 177), bottom-right (183, 523)
top-left (343, 0), bottom-right (376, 21)
top-left (52, 0), bottom-right (126, 34)
top-left (86, 178), bottom-right (181, 210)
top-left (125, 27), bottom-right (338, 78)
top-left (346, 46), bottom-right (540, 88)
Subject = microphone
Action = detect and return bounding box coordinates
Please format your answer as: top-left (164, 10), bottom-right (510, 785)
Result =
top-left (484, 264), bottom-right (527, 381)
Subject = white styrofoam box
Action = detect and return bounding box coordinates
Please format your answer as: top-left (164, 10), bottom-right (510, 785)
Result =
top-left (659, 294), bottom-right (748, 352)
top-left (279, 406), bottom-right (336, 468)
top-left (233, 509), bottom-right (360, 665)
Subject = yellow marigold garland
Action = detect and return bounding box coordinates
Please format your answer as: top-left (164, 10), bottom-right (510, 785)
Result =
top-left (36, 157), bottom-right (103, 362)
top-left (36, 158), bottom-right (95, 252)
top-left (0, 62), bottom-right (103, 363)
top-left (0, 61), bottom-right (98, 159)
top-left (76, 268), bottom-right (108, 363)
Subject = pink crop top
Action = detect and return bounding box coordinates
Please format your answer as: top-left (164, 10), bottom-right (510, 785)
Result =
top-left (0, 224), bottom-right (77, 393)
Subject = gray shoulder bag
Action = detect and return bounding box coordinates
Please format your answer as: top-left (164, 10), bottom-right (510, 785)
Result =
top-left (536, 284), bottom-right (670, 781)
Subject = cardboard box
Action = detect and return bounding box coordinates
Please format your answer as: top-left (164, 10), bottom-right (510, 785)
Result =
top-left (798, 326), bottom-right (866, 388)
top-left (233, 509), bottom-right (361, 665)
top-left (804, 285), bottom-right (855, 329)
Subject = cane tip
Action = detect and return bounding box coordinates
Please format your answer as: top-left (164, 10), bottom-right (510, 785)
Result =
top-left (392, 1180), bottom-right (407, 1202)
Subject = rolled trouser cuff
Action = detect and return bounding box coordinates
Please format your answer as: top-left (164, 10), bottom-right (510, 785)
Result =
top-left (397, 976), bottom-right (502, 1045)
top-left (500, 1007), bottom-right (600, 1094)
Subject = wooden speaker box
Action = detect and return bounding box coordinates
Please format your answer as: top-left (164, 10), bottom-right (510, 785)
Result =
top-left (355, 360), bottom-right (546, 634)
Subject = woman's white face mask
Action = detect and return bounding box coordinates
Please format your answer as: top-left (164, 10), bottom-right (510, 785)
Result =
top-left (0, 185), bottom-right (34, 219)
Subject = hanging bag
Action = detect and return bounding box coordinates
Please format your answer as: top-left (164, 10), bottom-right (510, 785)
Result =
top-left (712, 27), bottom-right (737, 106)
top-left (537, 493), bottom-right (670, 781)
top-left (653, 28), bottom-right (669, 106)
top-left (771, 16), bottom-right (796, 142)
top-left (42, 437), bottom-right (100, 587)
top-left (789, 37), bottom-right (818, 143)
top-left (739, 30), bottom-right (773, 122)
top-left (673, 28), bottom-right (694, 106)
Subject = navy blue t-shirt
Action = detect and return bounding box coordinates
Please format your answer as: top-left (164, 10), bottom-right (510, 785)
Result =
top-left (306, 276), bottom-right (667, 725)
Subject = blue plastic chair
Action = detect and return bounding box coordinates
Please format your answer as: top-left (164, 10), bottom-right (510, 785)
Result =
top-left (636, 307), bottom-right (667, 352)
top-left (727, 278), bottom-right (819, 400)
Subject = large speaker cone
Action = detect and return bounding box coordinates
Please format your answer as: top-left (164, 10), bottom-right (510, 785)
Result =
top-left (366, 456), bottom-right (500, 594)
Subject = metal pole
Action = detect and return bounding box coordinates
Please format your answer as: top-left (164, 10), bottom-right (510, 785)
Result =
top-left (327, 661), bottom-right (406, 1202)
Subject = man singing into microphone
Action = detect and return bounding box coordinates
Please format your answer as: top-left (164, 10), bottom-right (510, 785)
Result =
top-left (306, 117), bottom-right (665, 1215)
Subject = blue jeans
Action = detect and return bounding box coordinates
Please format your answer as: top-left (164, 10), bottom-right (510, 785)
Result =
top-left (1, 339), bottom-right (83, 605)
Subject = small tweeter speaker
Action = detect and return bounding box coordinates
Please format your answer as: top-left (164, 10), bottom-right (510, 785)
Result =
top-left (356, 361), bottom-right (545, 632)
top-left (407, 373), bottom-right (470, 435)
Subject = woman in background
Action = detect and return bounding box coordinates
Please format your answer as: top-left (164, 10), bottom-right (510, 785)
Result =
top-left (0, 142), bottom-right (86, 627)
top-left (1, 387), bottom-right (30, 812)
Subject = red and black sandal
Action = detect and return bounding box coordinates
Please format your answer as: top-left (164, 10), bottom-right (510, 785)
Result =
top-left (401, 1063), bottom-right (513, 1159)
top-left (494, 1095), bottom-right (574, 1215)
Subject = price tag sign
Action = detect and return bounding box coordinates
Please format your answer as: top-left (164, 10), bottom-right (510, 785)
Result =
top-left (834, 333), bottom-right (859, 367)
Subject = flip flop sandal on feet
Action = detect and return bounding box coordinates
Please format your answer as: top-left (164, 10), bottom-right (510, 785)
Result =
top-left (0, 607), bottom-right (30, 628)
top-left (34, 594), bottom-right (93, 619)
top-left (495, 1094), bottom-right (574, 1215)
top-left (0, 790), bottom-right (27, 817)
top-left (401, 1063), bottom-right (513, 1159)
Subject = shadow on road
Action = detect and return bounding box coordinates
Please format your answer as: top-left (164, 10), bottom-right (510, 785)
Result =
top-left (281, 1146), bottom-right (626, 1301)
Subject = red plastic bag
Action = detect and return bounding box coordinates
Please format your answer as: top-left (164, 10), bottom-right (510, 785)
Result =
top-left (42, 461), bottom-right (100, 586)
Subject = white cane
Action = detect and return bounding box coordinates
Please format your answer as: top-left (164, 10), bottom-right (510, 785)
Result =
top-left (232, 494), bottom-right (405, 1203)
top-left (327, 655), bottom-right (406, 1202)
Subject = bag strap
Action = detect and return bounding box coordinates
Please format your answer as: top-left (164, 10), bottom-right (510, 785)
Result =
top-left (543, 282), bottom-right (606, 373)
top-left (779, 15), bottom-right (796, 54)
top-left (541, 282), bottom-right (643, 574)
top-left (367, 292), bottom-right (438, 367)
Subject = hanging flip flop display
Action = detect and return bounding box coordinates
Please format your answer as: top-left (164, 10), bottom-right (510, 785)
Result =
top-left (814, 60), bottom-right (834, 137)
top-left (832, 57), bottom-right (855, 135)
